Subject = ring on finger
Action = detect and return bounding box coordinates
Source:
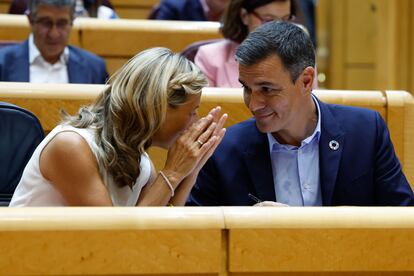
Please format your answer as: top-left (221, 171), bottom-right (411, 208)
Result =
top-left (196, 140), bottom-right (204, 147)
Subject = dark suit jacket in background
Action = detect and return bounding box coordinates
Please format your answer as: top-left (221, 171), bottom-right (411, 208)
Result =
top-left (0, 40), bottom-right (108, 84)
top-left (189, 99), bottom-right (414, 206)
top-left (155, 0), bottom-right (206, 21)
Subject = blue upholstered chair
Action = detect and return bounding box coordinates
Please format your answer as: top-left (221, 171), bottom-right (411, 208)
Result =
top-left (0, 102), bottom-right (44, 206)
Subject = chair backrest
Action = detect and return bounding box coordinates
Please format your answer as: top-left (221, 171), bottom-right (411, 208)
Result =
top-left (147, 4), bottom-right (159, 19)
top-left (181, 39), bottom-right (221, 62)
top-left (0, 102), bottom-right (44, 206)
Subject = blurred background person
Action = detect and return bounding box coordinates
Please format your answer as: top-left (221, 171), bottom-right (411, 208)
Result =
top-left (9, 0), bottom-right (118, 19)
top-left (0, 0), bottom-right (108, 83)
top-left (151, 0), bottom-right (229, 21)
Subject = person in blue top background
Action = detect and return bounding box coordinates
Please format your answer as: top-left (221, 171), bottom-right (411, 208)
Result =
top-left (153, 0), bottom-right (228, 21)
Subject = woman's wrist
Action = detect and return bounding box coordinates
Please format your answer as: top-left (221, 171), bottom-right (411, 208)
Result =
top-left (158, 169), bottom-right (182, 189)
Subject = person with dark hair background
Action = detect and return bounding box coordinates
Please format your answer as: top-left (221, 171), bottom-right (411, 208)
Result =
top-left (195, 0), bottom-right (296, 88)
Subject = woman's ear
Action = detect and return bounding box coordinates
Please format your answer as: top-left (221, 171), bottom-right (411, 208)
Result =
top-left (240, 8), bottom-right (249, 26)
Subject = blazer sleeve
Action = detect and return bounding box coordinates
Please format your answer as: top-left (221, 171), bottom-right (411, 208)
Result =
top-left (187, 155), bottom-right (221, 206)
top-left (194, 45), bottom-right (217, 87)
top-left (155, 0), bottom-right (179, 20)
top-left (373, 112), bottom-right (414, 205)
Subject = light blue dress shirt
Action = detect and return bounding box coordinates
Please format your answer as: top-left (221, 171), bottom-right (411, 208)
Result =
top-left (266, 98), bottom-right (322, 206)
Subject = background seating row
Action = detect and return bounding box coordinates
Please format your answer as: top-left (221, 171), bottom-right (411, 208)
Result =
top-left (0, 82), bottom-right (413, 186)
top-left (1, 207), bottom-right (414, 275)
top-left (0, 14), bottom-right (222, 74)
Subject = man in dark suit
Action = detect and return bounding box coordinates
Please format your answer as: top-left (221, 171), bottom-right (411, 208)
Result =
top-left (188, 21), bottom-right (414, 206)
top-left (155, 0), bottom-right (228, 21)
top-left (0, 0), bottom-right (107, 84)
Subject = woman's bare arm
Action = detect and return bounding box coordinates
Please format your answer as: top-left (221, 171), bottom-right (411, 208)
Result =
top-left (40, 131), bottom-right (113, 206)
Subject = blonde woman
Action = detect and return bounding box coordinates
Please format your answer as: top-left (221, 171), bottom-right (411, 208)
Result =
top-left (10, 47), bottom-right (227, 206)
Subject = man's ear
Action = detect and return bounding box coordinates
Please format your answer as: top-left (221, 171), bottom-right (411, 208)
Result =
top-left (300, 66), bottom-right (315, 93)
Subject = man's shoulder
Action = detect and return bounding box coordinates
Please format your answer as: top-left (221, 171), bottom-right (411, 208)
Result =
top-left (0, 42), bottom-right (25, 59)
top-left (220, 118), bottom-right (261, 146)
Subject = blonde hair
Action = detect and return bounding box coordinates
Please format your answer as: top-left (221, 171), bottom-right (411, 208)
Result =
top-left (64, 47), bottom-right (208, 187)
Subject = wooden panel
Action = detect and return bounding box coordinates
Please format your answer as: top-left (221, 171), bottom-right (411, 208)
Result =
top-left (410, 1), bottom-right (414, 94)
top-left (77, 18), bottom-right (221, 57)
top-left (328, 0), bottom-right (346, 89)
top-left (345, 0), bottom-right (378, 64)
top-left (105, 57), bottom-right (129, 76)
top-left (225, 207), bottom-right (414, 274)
top-left (0, 82), bottom-right (105, 132)
top-left (116, 8), bottom-right (152, 19)
top-left (345, 67), bottom-right (376, 90)
top-left (325, 0), bottom-right (414, 92)
top-left (0, 3), bottom-right (8, 13)
top-left (110, 0), bottom-right (158, 19)
top-left (0, 207), bottom-right (224, 275)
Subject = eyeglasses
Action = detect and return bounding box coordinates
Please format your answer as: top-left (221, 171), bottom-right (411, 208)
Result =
top-left (32, 17), bottom-right (72, 31)
top-left (249, 10), bottom-right (295, 24)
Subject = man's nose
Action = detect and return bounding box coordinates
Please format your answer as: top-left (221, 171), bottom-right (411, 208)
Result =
top-left (248, 90), bottom-right (266, 112)
top-left (47, 24), bottom-right (61, 38)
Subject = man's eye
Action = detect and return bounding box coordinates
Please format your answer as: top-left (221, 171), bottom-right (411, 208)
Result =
top-left (242, 85), bottom-right (252, 94)
top-left (261, 87), bottom-right (273, 93)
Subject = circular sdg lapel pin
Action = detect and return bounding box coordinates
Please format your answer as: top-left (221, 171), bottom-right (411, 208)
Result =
top-left (329, 140), bottom-right (340, 151)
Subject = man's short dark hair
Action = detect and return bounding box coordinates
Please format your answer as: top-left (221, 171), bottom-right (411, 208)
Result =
top-left (28, 0), bottom-right (76, 19)
top-left (235, 21), bottom-right (315, 83)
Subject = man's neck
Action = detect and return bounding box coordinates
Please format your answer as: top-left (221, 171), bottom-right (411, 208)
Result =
top-left (272, 98), bottom-right (318, 147)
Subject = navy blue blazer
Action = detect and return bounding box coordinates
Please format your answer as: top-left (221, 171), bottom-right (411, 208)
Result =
top-left (0, 40), bottom-right (108, 84)
top-left (155, 0), bottom-right (206, 21)
top-left (189, 99), bottom-right (414, 206)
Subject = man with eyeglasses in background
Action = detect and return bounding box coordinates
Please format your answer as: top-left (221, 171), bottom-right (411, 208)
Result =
top-left (0, 0), bottom-right (108, 84)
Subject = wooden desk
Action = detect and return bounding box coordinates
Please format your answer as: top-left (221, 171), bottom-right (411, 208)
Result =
top-left (1, 207), bottom-right (414, 275)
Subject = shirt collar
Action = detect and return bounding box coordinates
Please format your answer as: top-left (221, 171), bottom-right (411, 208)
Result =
top-left (28, 34), bottom-right (69, 65)
top-left (267, 94), bottom-right (322, 152)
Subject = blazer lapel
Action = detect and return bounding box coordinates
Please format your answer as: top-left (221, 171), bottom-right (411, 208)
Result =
top-left (318, 99), bottom-right (345, 205)
top-left (242, 121), bottom-right (276, 202)
top-left (9, 41), bottom-right (30, 82)
top-left (67, 47), bottom-right (86, 83)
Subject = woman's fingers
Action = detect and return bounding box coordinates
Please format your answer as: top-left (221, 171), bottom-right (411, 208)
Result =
top-left (213, 113), bottom-right (227, 136)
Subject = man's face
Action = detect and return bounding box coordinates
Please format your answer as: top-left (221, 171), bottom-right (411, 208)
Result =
top-left (29, 4), bottom-right (73, 64)
top-left (239, 54), bottom-right (307, 135)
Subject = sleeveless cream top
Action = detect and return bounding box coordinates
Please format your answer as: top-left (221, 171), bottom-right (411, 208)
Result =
top-left (10, 125), bottom-right (152, 206)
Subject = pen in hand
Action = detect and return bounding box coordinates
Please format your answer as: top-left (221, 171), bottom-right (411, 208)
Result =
top-left (248, 193), bottom-right (262, 203)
